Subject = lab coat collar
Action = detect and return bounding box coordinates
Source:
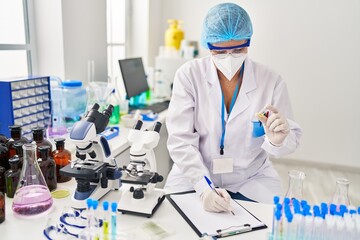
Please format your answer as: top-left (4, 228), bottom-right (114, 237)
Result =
top-left (206, 56), bottom-right (222, 117)
top-left (205, 56), bottom-right (257, 122)
top-left (227, 57), bottom-right (257, 123)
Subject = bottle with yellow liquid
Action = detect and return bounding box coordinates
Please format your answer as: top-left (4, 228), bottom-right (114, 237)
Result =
top-left (165, 20), bottom-right (184, 50)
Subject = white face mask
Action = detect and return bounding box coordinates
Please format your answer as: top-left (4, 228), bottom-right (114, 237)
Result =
top-left (212, 53), bottom-right (247, 81)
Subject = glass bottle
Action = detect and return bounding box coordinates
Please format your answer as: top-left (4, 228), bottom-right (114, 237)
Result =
top-left (32, 127), bottom-right (53, 157)
top-left (12, 143), bottom-right (53, 217)
top-left (108, 89), bottom-right (120, 125)
top-left (53, 138), bottom-right (72, 183)
top-left (7, 125), bottom-right (29, 158)
top-left (331, 178), bottom-right (350, 207)
top-left (0, 167), bottom-right (5, 193)
top-left (38, 145), bottom-right (57, 192)
top-left (14, 142), bottom-right (24, 169)
top-left (0, 143), bottom-right (9, 170)
top-left (5, 156), bottom-right (21, 198)
top-left (0, 191), bottom-right (4, 224)
top-left (285, 170), bottom-right (306, 200)
top-left (0, 134), bottom-right (8, 144)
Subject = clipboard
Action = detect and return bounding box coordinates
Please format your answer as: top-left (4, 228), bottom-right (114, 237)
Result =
top-left (166, 191), bottom-right (267, 238)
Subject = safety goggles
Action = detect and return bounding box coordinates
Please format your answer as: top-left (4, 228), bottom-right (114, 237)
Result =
top-left (208, 39), bottom-right (250, 59)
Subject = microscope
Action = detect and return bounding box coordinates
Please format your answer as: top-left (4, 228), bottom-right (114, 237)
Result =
top-left (117, 120), bottom-right (165, 217)
top-left (60, 103), bottom-right (122, 209)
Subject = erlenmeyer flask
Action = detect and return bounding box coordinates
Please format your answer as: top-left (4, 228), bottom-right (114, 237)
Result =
top-left (12, 143), bottom-right (53, 217)
top-left (331, 178), bottom-right (350, 206)
top-left (285, 170), bottom-right (306, 200)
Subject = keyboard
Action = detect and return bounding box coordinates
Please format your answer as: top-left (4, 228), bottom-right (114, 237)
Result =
top-left (129, 100), bottom-right (170, 113)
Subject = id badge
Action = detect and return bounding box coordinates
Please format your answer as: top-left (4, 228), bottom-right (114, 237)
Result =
top-left (212, 157), bottom-right (234, 174)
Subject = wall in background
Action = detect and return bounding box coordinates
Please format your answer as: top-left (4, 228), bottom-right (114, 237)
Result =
top-left (33, 0), bottom-right (65, 79)
top-left (148, 0), bottom-right (360, 168)
top-left (33, 0), bottom-right (108, 84)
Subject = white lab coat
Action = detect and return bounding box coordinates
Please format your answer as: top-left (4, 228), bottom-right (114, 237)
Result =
top-left (164, 56), bottom-right (302, 203)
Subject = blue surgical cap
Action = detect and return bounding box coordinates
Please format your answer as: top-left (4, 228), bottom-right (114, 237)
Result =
top-left (200, 3), bottom-right (253, 49)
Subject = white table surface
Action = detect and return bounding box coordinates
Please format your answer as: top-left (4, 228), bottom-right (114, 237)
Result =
top-left (0, 110), bottom-right (273, 239)
top-left (0, 178), bottom-right (273, 239)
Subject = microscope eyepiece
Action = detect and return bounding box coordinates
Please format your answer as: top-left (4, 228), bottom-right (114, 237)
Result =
top-left (82, 103), bottom-right (113, 134)
top-left (103, 105), bottom-right (114, 119)
top-left (134, 120), bottom-right (143, 130)
top-left (92, 103), bottom-right (100, 111)
top-left (153, 122), bottom-right (162, 133)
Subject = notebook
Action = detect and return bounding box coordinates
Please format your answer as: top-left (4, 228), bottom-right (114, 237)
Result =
top-left (167, 191), bottom-right (267, 238)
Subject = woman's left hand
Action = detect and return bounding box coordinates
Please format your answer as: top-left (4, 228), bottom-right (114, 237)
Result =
top-left (256, 105), bottom-right (290, 146)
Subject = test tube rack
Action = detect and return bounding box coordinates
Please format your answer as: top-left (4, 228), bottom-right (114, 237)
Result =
top-left (0, 76), bottom-right (52, 140)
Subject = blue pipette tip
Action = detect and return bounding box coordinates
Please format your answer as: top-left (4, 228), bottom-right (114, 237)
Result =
top-left (103, 201), bottom-right (109, 211)
top-left (349, 210), bottom-right (356, 215)
top-left (273, 196), bottom-right (280, 205)
top-left (284, 197), bottom-right (290, 205)
top-left (300, 200), bottom-right (307, 207)
top-left (321, 202), bottom-right (328, 210)
top-left (340, 205), bottom-right (347, 213)
top-left (275, 211), bottom-right (282, 221)
top-left (86, 198), bottom-right (93, 209)
top-left (276, 203), bottom-right (283, 211)
top-left (93, 200), bottom-right (99, 210)
top-left (357, 207), bottom-right (360, 214)
top-left (111, 202), bottom-right (118, 212)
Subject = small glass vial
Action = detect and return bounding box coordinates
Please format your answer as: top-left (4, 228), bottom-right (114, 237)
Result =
top-left (5, 156), bottom-right (21, 198)
top-left (14, 142), bottom-right (24, 169)
top-left (0, 167), bottom-right (5, 194)
top-left (53, 138), bottom-right (72, 183)
top-left (6, 125), bottom-right (29, 158)
top-left (38, 145), bottom-right (57, 191)
top-left (12, 143), bottom-right (53, 217)
top-left (32, 127), bottom-right (53, 157)
top-left (285, 170), bottom-right (306, 200)
top-left (331, 178), bottom-right (350, 207)
top-left (0, 144), bottom-right (9, 171)
top-left (0, 191), bottom-right (5, 224)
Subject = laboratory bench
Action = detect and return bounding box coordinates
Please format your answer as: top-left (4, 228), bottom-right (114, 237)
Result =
top-left (0, 179), bottom-right (273, 239)
top-left (0, 110), bottom-right (274, 239)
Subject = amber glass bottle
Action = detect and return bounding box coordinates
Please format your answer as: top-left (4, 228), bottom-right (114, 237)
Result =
top-left (13, 142), bottom-right (24, 169)
top-left (0, 144), bottom-right (9, 171)
top-left (38, 146), bottom-right (57, 191)
top-left (0, 167), bottom-right (5, 194)
top-left (32, 127), bottom-right (53, 157)
top-left (53, 138), bottom-right (72, 183)
top-left (0, 191), bottom-right (5, 224)
top-left (5, 156), bottom-right (21, 198)
top-left (7, 126), bottom-right (28, 158)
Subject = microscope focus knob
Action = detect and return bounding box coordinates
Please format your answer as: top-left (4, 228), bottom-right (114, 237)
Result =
top-left (133, 188), bottom-right (144, 199)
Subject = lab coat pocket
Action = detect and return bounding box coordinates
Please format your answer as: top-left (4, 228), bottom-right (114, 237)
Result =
top-left (252, 121), bottom-right (265, 137)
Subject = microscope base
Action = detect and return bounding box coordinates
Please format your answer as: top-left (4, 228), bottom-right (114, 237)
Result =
top-left (118, 189), bottom-right (165, 218)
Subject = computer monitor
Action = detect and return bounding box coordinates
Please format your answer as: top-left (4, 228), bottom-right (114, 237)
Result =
top-left (119, 57), bottom-right (149, 99)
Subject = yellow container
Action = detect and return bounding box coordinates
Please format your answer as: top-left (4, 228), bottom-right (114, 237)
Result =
top-left (165, 19), bottom-right (184, 50)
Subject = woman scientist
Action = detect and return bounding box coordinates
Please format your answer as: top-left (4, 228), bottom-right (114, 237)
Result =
top-left (164, 3), bottom-right (303, 213)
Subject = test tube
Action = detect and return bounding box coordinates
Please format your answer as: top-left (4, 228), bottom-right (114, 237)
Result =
top-left (103, 201), bottom-right (109, 237)
top-left (111, 202), bottom-right (118, 236)
top-left (273, 210), bottom-right (282, 240)
top-left (92, 200), bottom-right (100, 240)
top-left (86, 199), bottom-right (93, 230)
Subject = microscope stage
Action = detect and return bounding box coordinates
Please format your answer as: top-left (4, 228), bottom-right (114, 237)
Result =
top-left (121, 171), bottom-right (156, 185)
